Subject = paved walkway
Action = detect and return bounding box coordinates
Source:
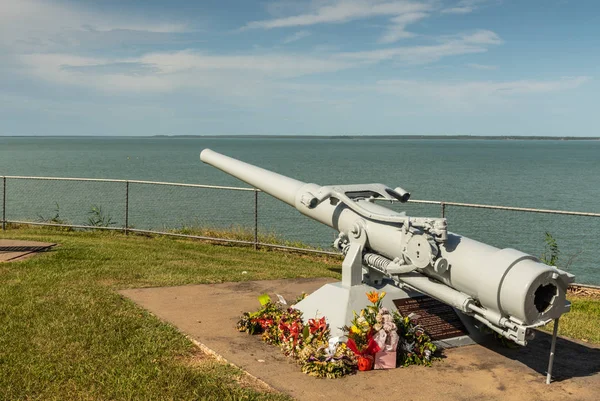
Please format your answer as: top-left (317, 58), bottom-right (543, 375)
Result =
top-left (0, 239), bottom-right (56, 262)
top-left (120, 278), bottom-right (600, 401)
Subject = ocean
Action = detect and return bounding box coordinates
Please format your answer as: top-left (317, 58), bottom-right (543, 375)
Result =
top-left (1, 136), bottom-right (599, 284)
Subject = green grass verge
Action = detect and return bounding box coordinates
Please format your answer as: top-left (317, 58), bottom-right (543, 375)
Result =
top-left (541, 295), bottom-right (600, 344)
top-left (0, 227), bottom-right (598, 400)
top-left (0, 227), bottom-right (341, 400)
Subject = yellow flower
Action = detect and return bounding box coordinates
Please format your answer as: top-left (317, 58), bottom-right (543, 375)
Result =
top-left (351, 325), bottom-right (361, 334)
top-left (380, 291), bottom-right (386, 300)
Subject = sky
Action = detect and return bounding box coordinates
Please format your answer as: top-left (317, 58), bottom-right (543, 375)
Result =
top-left (0, 0), bottom-right (598, 136)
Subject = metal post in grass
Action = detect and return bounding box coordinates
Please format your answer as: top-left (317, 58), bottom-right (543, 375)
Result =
top-left (441, 202), bottom-right (446, 218)
top-left (253, 189), bottom-right (259, 250)
top-left (125, 181), bottom-right (129, 235)
top-left (546, 318), bottom-right (560, 384)
top-left (2, 177), bottom-right (6, 231)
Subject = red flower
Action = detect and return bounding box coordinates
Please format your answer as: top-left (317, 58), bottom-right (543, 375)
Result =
top-left (357, 355), bottom-right (374, 371)
top-left (257, 318), bottom-right (274, 330)
top-left (279, 320), bottom-right (302, 345)
top-left (308, 317), bottom-right (327, 334)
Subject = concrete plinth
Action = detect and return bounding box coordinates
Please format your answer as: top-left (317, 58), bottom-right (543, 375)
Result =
top-left (120, 278), bottom-right (600, 401)
top-left (0, 239), bottom-right (56, 262)
top-left (295, 279), bottom-right (477, 347)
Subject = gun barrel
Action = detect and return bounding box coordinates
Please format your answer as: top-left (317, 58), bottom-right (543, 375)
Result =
top-left (200, 149), bottom-right (306, 206)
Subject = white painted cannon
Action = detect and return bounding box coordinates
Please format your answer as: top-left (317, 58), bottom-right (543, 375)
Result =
top-left (200, 149), bottom-right (573, 347)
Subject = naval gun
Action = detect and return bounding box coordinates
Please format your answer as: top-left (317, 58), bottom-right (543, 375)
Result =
top-left (200, 149), bottom-right (574, 347)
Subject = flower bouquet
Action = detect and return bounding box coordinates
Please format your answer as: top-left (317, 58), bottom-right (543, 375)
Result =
top-left (236, 298), bottom-right (282, 336)
top-left (299, 340), bottom-right (357, 378)
top-left (372, 306), bottom-right (399, 369)
top-left (278, 308), bottom-right (305, 358)
top-left (394, 314), bottom-right (437, 367)
top-left (342, 291), bottom-right (391, 370)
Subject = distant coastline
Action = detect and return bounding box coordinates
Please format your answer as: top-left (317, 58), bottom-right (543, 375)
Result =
top-left (2, 135), bottom-right (600, 140)
top-left (155, 135), bottom-right (600, 141)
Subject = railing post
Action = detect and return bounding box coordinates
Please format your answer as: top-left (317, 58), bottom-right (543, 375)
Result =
top-left (441, 202), bottom-right (446, 218)
top-left (125, 181), bottom-right (129, 235)
top-left (2, 177), bottom-right (6, 231)
top-left (254, 189), bottom-right (258, 250)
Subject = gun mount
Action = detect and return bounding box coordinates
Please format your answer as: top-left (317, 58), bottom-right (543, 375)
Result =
top-left (200, 149), bottom-right (574, 348)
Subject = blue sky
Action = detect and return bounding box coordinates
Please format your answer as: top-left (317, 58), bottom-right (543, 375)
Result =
top-left (0, 0), bottom-right (598, 136)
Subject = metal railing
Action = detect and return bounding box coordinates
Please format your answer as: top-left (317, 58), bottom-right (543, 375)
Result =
top-left (405, 199), bottom-right (600, 218)
top-left (0, 175), bottom-right (340, 255)
top-left (2, 175), bottom-right (600, 263)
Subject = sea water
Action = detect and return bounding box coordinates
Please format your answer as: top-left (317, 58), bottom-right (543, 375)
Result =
top-left (1, 136), bottom-right (598, 284)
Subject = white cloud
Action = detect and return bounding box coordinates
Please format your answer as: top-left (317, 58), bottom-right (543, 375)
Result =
top-left (138, 51), bottom-right (350, 77)
top-left (15, 46), bottom-right (589, 115)
top-left (244, 1), bottom-right (498, 44)
top-left (16, 51), bottom-right (353, 94)
top-left (15, 27), bottom-right (504, 94)
top-left (467, 63), bottom-right (498, 70)
top-left (339, 30), bottom-right (502, 64)
top-left (282, 31), bottom-right (312, 43)
top-left (378, 12), bottom-right (429, 43)
top-left (244, 0), bottom-right (433, 29)
top-left (442, 0), bottom-right (489, 14)
top-left (449, 29), bottom-right (503, 45)
top-left (13, 26), bottom-right (507, 94)
top-left (0, 0), bottom-right (189, 52)
top-left (374, 77), bottom-right (590, 110)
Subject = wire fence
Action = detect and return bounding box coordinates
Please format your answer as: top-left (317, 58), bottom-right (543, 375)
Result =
top-left (2, 175), bottom-right (599, 284)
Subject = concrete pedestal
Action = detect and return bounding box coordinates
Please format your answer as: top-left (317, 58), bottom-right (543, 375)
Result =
top-left (294, 279), bottom-right (481, 348)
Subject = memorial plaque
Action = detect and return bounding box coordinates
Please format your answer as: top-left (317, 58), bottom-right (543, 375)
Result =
top-left (393, 296), bottom-right (468, 340)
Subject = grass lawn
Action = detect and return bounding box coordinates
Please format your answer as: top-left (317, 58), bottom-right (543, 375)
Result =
top-left (0, 228), bottom-right (340, 400)
top-left (0, 227), bottom-right (598, 400)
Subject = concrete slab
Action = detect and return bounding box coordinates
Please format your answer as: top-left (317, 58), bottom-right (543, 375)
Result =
top-left (120, 278), bottom-right (600, 401)
top-left (0, 239), bottom-right (56, 262)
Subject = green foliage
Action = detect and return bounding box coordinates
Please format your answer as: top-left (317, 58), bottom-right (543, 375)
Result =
top-left (36, 202), bottom-right (63, 224)
top-left (393, 314), bottom-right (439, 367)
top-left (299, 343), bottom-right (357, 379)
top-left (87, 204), bottom-right (116, 227)
top-left (36, 202), bottom-right (72, 231)
top-left (236, 301), bottom-right (282, 336)
top-left (541, 231), bottom-right (560, 266)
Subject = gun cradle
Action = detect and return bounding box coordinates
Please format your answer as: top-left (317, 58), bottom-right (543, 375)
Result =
top-left (200, 149), bottom-right (573, 346)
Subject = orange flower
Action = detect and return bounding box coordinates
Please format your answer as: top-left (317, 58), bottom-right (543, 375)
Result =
top-left (366, 291), bottom-right (380, 304)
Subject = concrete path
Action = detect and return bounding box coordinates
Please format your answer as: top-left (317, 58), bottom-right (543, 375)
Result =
top-left (120, 278), bottom-right (600, 401)
top-left (0, 239), bottom-right (56, 262)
